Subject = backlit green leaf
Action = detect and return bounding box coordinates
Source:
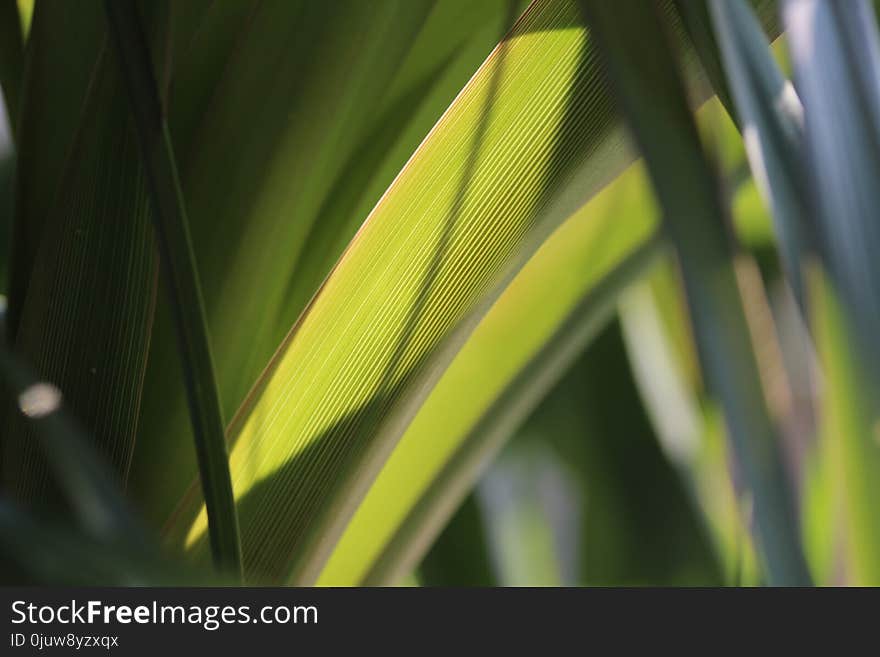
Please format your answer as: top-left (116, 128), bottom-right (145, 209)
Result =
top-left (321, 165), bottom-right (659, 585)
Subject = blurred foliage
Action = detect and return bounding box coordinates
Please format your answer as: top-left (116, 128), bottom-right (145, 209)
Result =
top-left (424, 321), bottom-right (721, 586)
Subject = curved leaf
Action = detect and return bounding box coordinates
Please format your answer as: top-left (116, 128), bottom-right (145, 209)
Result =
top-left (132, 0), bottom-right (529, 525)
top-left (165, 0), bottom-right (762, 585)
top-left (323, 92), bottom-right (763, 586)
top-left (167, 0), bottom-right (647, 583)
top-left (321, 166), bottom-right (660, 585)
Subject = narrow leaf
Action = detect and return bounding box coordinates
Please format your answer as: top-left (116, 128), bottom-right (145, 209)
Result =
top-left (168, 0), bottom-right (656, 583)
top-left (104, 0), bottom-right (241, 577)
top-left (708, 0), bottom-right (812, 303)
top-left (321, 162), bottom-right (659, 585)
top-left (579, 0), bottom-right (810, 585)
top-left (673, 0), bottom-right (740, 122)
top-left (783, 0), bottom-right (880, 386)
top-left (619, 273), bottom-right (761, 585)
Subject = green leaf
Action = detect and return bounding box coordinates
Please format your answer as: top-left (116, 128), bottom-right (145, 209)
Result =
top-left (783, 0), bottom-right (880, 386)
top-left (15, 0), bottom-right (32, 36)
top-left (5, 0), bottom-right (104, 337)
top-left (132, 0), bottom-right (530, 526)
top-left (2, 4), bottom-right (170, 508)
top-left (161, 0), bottom-right (764, 585)
top-left (579, 0), bottom-right (810, 585)
top-left (331, 96), bottom-right (753, 583)
top-left (104, 0), bottom-right (240, 577)
top-left (807, 266), bottom-right (880, 585)
top-left (165, 0), bottom-right (668, 584)
top-left (707, 0), bottom-right (812, 303)
top-left (321, 170), bottom-right (660, 585)
top-left (673, 0), bottom-right (740, 123)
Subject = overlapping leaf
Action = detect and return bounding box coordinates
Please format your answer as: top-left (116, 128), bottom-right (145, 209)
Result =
top-left (580, 0), bottom-right (809, 584)
top-left (2, 2), bottom-right (171, 503)
top-left (321, 94), bottom-right (763, 587)
top-left (166, 0), bottom-right (652, 584)
top-left (708, 0), bottom-right (811, 301)
top-left (161, 0), bottom-right (790, 585)
top-left (132, 0), bottom-right (531, 524)
top-left (320, 164), bottom-right (658, 585)
top-left (783, 0), bottom-right (880, 382)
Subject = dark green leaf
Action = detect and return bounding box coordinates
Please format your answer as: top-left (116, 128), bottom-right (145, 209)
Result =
top-left (104, 0), bottom-right (241, 577)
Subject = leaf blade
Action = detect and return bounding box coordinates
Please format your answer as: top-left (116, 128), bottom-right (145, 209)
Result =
top-left (579, 0), bottom-right (810, 584)
top-left (168, 0), bottom-right (650, 583)
top-left (357, 231), bottom-right (663, 585)
top-left (707, 0), bottom-right (812, 303)
top-left (104, 0), bottom-right (241, 577)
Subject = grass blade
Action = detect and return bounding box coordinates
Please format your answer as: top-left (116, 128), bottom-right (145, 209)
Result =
top-left (579, 0), bottom-right (810, 585)
top-left (104, 0), bottom-right (240, 577)
top-left (783, 0), bottom-right (880, 386)
top-left (619, 271), bottom-right (762, 585)
top-left (165, 0), bottom-right (647, 584)
top-left (673, 0), bottom-right (739, 122)
top-left (707, 0), bottom-right (812, 304)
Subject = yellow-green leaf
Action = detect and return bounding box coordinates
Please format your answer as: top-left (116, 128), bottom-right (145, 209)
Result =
top-left (167, 0), bottom-right (647, 583)
top-left (320, 164), bottom-right (658, 585)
